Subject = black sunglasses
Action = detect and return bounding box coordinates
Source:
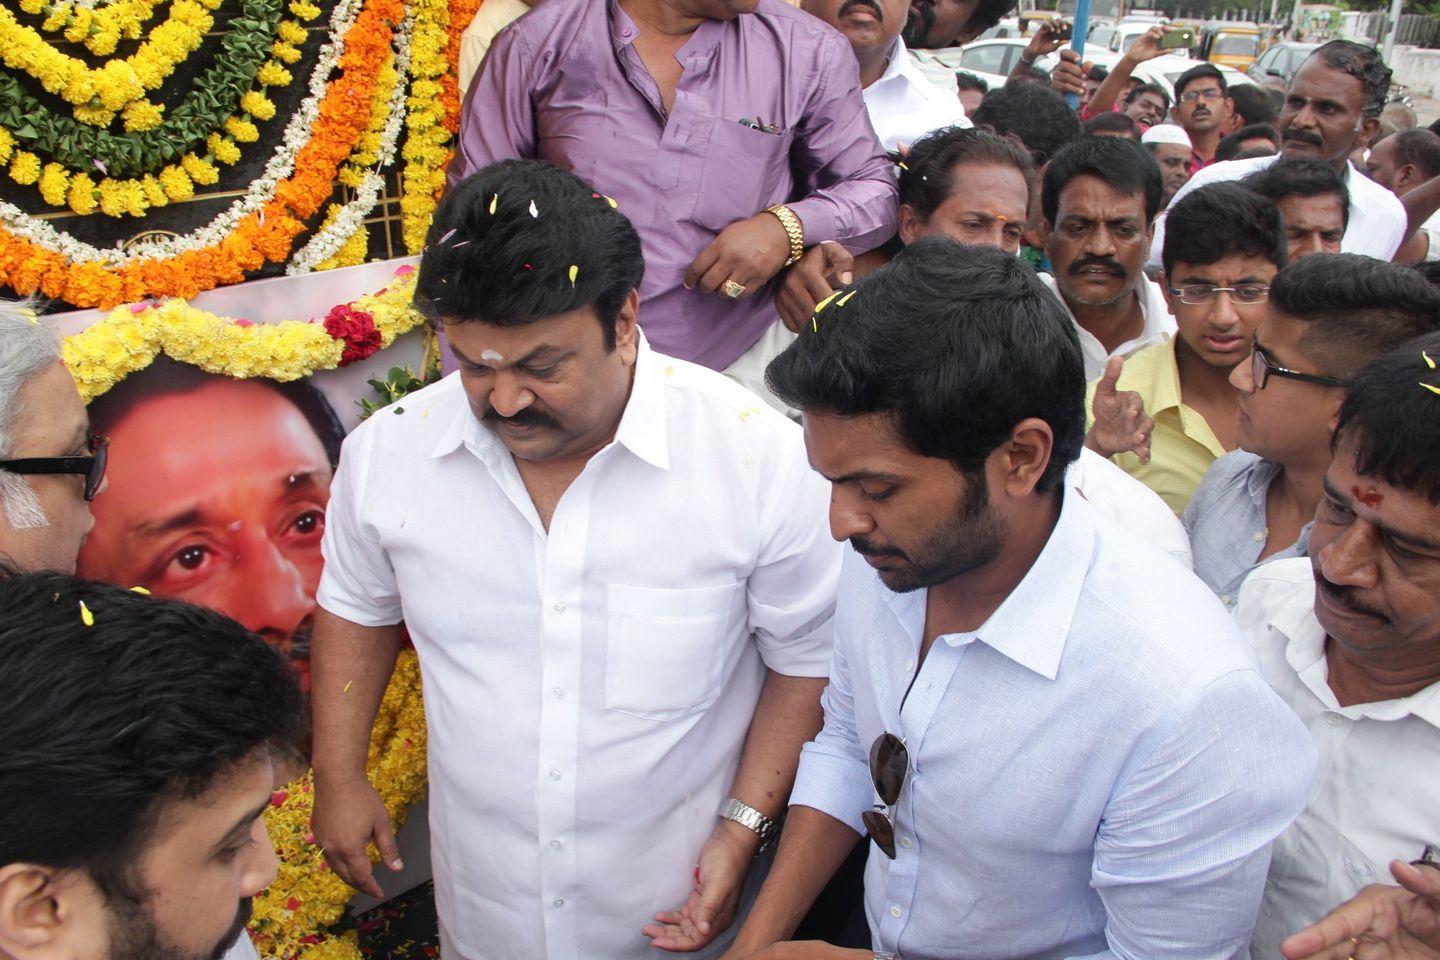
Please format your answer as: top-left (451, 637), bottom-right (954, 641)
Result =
top-left (862, 732), bottom-right (910, 859)
top-left (0, 434), bottom-right (108, 501)
top-left (1252, 345), bottom-right (1350, 391)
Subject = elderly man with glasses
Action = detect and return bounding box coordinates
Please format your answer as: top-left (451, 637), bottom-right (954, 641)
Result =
top-left (0, 303), bottom-right (106, 573)
top-left (1182, 254), bottom-right (1440, 606)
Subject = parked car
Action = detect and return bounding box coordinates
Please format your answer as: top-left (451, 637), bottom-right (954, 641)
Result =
top-left (1247, 40), bottom-right (1320, 86)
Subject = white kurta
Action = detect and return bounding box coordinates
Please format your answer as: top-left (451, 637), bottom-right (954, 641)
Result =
top-left (317, 340), bottom-right (840, 960)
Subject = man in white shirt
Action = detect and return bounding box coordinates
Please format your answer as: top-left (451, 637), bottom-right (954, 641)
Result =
top-left (1364, 129), bottom-right (1440, 262)
top-left (801, 0), bottom-right (967, 153)
top-left (309, 160), bottom-right (840, 960)
top-left (1235, 331), bottom-right (1440, 960)
top-left (1039, 135), bottom-right (1177, 381)
top-left (722, 237), bottom-right (1315, 960)
top-left (456, 0), bottom-right (535, 97)
top-left (1149, 40), bottom-right (1406, 270)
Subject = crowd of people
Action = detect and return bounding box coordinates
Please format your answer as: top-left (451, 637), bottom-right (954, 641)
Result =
top-left (3, 0), bottom-right (1440, 959)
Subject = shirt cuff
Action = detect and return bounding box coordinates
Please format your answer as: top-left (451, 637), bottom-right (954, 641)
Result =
top-left (315, 585), bottom-right (404, 629)
top-left (784, 198), bottom-right (839, 248)
top-left (789, 739), bottom-right (875, 834)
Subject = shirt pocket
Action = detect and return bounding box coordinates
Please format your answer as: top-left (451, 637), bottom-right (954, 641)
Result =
top-left (605, 581), bottom-right (744, 721)
top-left (691, 118), bottom-right (794, 234)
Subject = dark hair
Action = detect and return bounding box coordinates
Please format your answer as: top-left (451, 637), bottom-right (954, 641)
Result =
top-left (1087, 64), bottom-right (1110, 83)
top-left (1041, 135), bottom-right (1164, 225)
top-left (1411, 259), bottom-right (1440, 288)
top-left (87, 355), bottom-right (347, 466)
top-left (1270, 253), bottom-right (1440, 378)
top-left (955, 71), bottom-right (990, 94)
top-left (0, 575), bottom-right (303, 901)
top-left (964, 0), bottom-right (1022, 42)
top-left (1333, 329), bottom-right (1440, 504)
top-left (1215, 122), bottom-right (1280, 162)
top-left (1310, 39), bottom-right (1392, 120)
top-left (1228, 83), bottom-right (1277, 125)
top-left (1429, 117), bottom-right (1440, 138)
top-left (1388, 129), bottom-right (1440, 180)
top-left (765, 237), bottom-right (1085, 492)
top-left (901, 126), bottom-right (1036, 218)
top-left (1243, 157), bottom-right (1350, 231)
top-left (1174, 63), bottom-right (1227, 101)
top-left (1162, 182), bottom-right (1287, 276)
top-left (1125, 82), bottom-right (1171, 111)
top-left (1083, 111), bottom-right (1141, 139)
top-left (414, 160), bottom-right (645, 350)
top-left (971, 80), bottom-right (1083, 168)
top-left (1235, 146), bottom-right (1280, 160)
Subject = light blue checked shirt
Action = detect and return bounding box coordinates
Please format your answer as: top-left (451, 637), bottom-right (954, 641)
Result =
top-left (790, 490), bottom-right (1317, 960)
top-left (1183, 451), bottom-right (1313, 608)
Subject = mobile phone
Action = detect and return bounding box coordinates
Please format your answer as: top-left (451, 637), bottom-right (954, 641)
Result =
top-left (1050, 19), bottom-right (1073, 41)
top-left (1158, 27), bottom-right (1194, 49)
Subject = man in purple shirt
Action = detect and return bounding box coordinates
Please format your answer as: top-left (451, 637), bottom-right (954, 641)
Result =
top-left (451, 0), bottom-right (898, 395)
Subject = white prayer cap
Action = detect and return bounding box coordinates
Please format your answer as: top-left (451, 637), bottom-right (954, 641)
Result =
top-left (1141, 123), bottom-right (1192, 148)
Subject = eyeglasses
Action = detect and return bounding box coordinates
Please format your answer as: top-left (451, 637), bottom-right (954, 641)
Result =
top-left (1251, 345), bottom-right (1350, 391)
top-left (861, 732), bottom-right (910, 859)
top-left (1168, 283), bottom-right (1270, 305)
top-left (1179, 87), bottom-right (1225, 104)
top-left (0, 433), bottom-right (108, 501)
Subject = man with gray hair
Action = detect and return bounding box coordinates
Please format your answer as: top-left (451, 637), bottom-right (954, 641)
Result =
top-left (0, 303), bottom-right (104, 572)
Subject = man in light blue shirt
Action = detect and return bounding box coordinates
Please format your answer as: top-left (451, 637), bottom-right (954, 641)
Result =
top-left (721, 238), bottom-right (1316, 960)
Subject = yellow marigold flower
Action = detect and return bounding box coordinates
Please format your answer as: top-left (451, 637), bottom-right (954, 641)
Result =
top-left (41, 5), bottom-right (70, 31)
top-left (67, 172), bottom-right (97, 215)
top-left (288, 0), bottom-right (321, 20)
top-left (73, 103), bottom-right (117, 126)
top-left (239, 90), bottom-right (276, 120)
top-left (278, 20), bottom-right (307, 44)
top-left (87, 29), bottom-right (120, 56)
top-left (0, 128), bottom-right (13, 166)
top-left (140, 174), bottom-right (168, 207)
top-left (180, 152), bottom-right (218, 185)
top-left (338, 165), bottom-right (365, 189)
top-left (270, 40), bottom-right (301, 64)
top-left (19, 0), bottom-right (44, 14)
top-left (9, 151), bottom-right (41, 185)
top-left (96, 61), bottom-right (143, 110)
top-left (121, 99), bottom-right (164, 131)
top-left (38, 162), bottom-right (69, 206)
top-left (223, 116), bottom-right (259, 143)
top-left (62, 7), bottom-right (92, 43)
top-left (158, 164), bottom-right (193, 201)
top-left (257, 61), bottom-right (292, 87)
top-left (207, 132), bottom-right (241, 165)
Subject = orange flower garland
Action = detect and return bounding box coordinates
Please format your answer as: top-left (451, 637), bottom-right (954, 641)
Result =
top-left (0, 0), bottom-right (403, 307)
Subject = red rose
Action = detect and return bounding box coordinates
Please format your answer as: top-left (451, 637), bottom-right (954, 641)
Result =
top-left (323, 304), bottom-right (382, 366)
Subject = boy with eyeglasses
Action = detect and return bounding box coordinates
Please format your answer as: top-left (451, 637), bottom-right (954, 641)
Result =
top-left (1183, 253), bottom-right (1440, 604)
top-left (1086, 181), bottom-right (1286, 515)
top-left (1172, 64), bottom-right (1235, 174)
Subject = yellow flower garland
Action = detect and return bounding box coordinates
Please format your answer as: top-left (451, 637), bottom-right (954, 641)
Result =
top-left (251, 650), bottom-right (428, 960)
top-left (62, 270), bottom-right (426, 402)
top-left (21, 0), bottom-right (161, 56)
top-left (400, 0), bottom-right (450, 254)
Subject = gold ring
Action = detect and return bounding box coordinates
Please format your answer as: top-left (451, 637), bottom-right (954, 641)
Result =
top-left (722, 279), bottom-right (746, 299)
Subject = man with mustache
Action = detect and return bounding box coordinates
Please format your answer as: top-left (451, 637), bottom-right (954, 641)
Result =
top-left (1171, 64), bottom-right (1234, 173)
top-left (1148, 40), bottom-right (1405, 270)
top-left (900, 0), bottom-right (1016, 51)
top-left (1234, 330), bottom-right (1440, 958)
top-left (0, 574), bottom-right (303, 960)
top-left (1364, 129), bottom-right (1440, 263)
top-left (718, 237), bottom-right (1313, 960)
top-left (1244, 158), bottom-right (1352, 262)
top-left (309, 160), bottom-right (840, 960)
top-left (801, 0), bottom-right (966, 153)
top-left (1037, 135), bottom-right (1176, 381)
top-left (1085, 182), bottom-right (1286, 516)
top-left (1185, 254), bottom-right (1440, 605)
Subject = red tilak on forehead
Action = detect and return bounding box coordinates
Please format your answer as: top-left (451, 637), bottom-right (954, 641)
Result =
top-left (1352, 485), bottom-right (1383, 509)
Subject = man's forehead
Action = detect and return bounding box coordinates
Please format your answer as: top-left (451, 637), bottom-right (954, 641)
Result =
top-left (1291, 60), bottom-right (1364, 106)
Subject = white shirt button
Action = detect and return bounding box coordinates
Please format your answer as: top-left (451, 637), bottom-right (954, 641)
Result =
top-left (1253, 531), bottom-right (1265, 542)
top-left (1327, 713), bottom-right (1344, 727)
top-left (550, 839), bottom-right (563, 850)
top-left (553, 898), bottom-right (565, 908)
top-left (890, 905), bottom-right (903, 919)
top-left (553, 602), bottom-right (567, 613)
top-left (549, 768), bottom-right (563, 780)
top-left (1220, 594), bottom-right (1232, 605)
top-left (900, 837), bottom-right (913, 848)
top-left (552, 687), bottom-right (565, 699)
top-left (903, 659), bottom-right (915, 672)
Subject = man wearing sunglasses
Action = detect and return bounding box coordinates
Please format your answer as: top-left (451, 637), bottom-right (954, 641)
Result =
top-left (0, 303), bottom-right (106, 573)
top-left (721, 237), bottom-right (1314, 960)
top-left (1184, 254), bottom-right (1440, 607)
top-left (1235, 333), bottom-right (1440, 959)
top-left (1085, 182), bottom-right (1286, 515)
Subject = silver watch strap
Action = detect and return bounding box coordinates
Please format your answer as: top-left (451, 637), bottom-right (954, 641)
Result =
top-left (719, 798), bottom-right (779, 853)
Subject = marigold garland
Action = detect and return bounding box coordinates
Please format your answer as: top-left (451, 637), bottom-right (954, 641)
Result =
top-left (398, 0), bottom-right (471, 254)
top-left (20, 0), bottom-right (160, 57)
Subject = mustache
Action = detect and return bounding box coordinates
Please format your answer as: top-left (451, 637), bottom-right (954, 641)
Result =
top-left (1068, 255), bottom-right (1127, 278)
top-left (1283, 127), bottom-right (1324, 147)
top-left (850, 536), bottom-right (907, 560)
top-left (840, 0), bottom-right (884, 20)
top-left (1316, 571), bottom-right (1388, 622)
top-left (209, 899), bottom-right (254, 960)
top-left (482, 405), bottom-right (561, 430)
top-left (902, 0), bottom-right (935, 45)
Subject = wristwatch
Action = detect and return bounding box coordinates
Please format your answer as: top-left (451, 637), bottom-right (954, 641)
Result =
top-left (873, 953), bottom-right (898, 960)
top-left (765, 204), bottom-right (805, 267)
top-left (719, 798), bottom-right (780, 854)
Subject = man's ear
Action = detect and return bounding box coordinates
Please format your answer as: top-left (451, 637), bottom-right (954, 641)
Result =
top-left (1358, 117), bottom-right (1381, 151)
top-left (0, 863), bottom-right (73, 960)
top-left (897, 204), bottom-right (922, 246)
top-left (998, 416), bottom-right (1056, 499)
top-left (1035, 217), bottom-right (1054, 252)
top-left (614, 288), bottom-right (641, 363)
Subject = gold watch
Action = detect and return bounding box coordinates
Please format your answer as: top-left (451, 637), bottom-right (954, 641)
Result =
top-left (766, 204), bottom-right (805, 267)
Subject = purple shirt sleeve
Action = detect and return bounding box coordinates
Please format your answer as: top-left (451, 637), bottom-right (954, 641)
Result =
top-left (787, 36), bottom-right (898, 253)
top-left (448, 25), bottom-right (536, 188)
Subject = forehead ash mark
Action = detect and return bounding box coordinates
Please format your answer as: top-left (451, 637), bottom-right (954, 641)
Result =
top-left (481, 350), bottom-right (505, 363)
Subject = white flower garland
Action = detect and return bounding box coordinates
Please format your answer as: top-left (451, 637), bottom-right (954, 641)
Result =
top-left (285, 0), bottom-right (411, 274)
top-left (0, 0), bottom-right (364, 266)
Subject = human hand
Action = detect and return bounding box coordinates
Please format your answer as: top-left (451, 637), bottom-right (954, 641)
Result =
top-left (1026, 19), bottom-right (1071, 60)
top-left (1123, 24), bottom-right (1168, 65)
top-left (686, 213), bottom-right (793, 300)
top-left (1051, 49), bottom-right (1089, 98)
top-left (1281, 861), bottom-right (1440, 960)
top-left (777, 241), bottom-right (854, 333)
top-left (644, 823), bottom-right (756, 952)
top-left (1086, 355), bottom-right (1154, 462)
top-left (310, 774), bottom-right (403, 899)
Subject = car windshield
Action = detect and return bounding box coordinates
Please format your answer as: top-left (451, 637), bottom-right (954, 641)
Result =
top-left (1215, 34), bottom-right (1259, 55)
